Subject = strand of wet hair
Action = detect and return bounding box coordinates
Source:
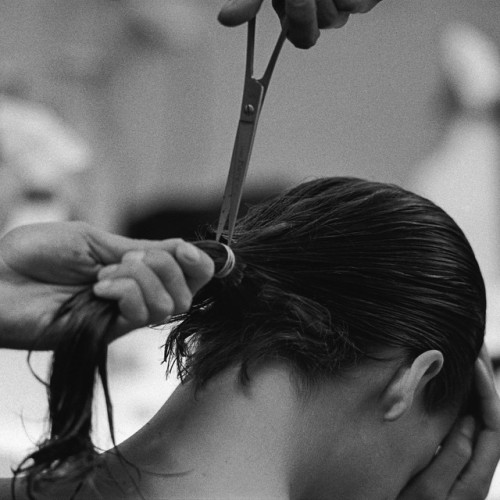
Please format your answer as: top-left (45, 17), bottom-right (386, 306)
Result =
top-left (12, 240), bottom-right (236, 499)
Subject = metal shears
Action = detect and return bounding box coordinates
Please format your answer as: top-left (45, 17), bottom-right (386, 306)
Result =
top-left (216, 18), bottom-right (288, 244)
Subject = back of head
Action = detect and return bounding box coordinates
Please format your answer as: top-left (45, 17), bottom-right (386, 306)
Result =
top-left (166, 177), bottom-right (486, 413)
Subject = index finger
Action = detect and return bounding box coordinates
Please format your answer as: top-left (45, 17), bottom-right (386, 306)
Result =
top-left (87, 225), bottom-right (185, 266)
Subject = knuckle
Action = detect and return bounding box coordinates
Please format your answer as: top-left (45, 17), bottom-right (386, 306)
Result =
top-left (122, 250), bottom-right (146, 263)
top-left (122, 279), bottom-right (139, 296)
top-left (150, 295), bottom-right (175, 323)
top-left (142, 248), bottom-right (167, 267)
top-left (115, 261), bottom-right (140, 280)
top-left (452, 437), bottom-right (473, 462)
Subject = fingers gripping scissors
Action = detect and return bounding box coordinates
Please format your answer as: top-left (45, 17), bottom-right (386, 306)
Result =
top-left (216, 18), bottom-right (288, 244)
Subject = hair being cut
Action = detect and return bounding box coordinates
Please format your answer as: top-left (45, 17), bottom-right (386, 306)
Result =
top-left (166, 177), bottom-right (486, 412)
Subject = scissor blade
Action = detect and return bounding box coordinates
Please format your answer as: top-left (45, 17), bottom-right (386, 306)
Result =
top-left (216, 119), bottom-right (260, 242)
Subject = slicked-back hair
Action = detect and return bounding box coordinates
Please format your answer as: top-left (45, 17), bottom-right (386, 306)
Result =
top-left (17, 176), bottom-right (486, 498)
top-left (166, 177), bottom-right (486, 412)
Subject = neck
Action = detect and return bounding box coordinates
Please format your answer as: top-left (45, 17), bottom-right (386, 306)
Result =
top-left (99, 362), bottom-right (308, 499)
top-left (56, 359), bottom-right (412, 500)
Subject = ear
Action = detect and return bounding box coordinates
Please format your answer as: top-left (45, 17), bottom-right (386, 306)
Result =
top-left (382, 350), bottom-right (444, 422)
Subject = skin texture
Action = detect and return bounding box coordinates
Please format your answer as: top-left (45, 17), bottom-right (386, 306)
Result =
top-left (0, 222), bottom-right (498, 499)
top-left (0, 222), bottom-right (214, 349)
top-left (218, 0), bottom-right (383, 48)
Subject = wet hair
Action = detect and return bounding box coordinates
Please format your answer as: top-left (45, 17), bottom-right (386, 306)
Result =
top-left (166, 177), bottom-right (486, 412)
top-left (12, 244), bottom-right (232, 499)
top-left (14, 176), bottom-right (486, 497)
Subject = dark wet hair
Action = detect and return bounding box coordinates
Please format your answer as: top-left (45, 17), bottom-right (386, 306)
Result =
top-left (166, 177), bottom-right (486, 412)
top-left (15, 176), bottom-right (486, 497)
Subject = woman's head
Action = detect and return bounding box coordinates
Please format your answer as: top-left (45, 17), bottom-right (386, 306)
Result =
top-left (167, 176), bottom-right (486, 415)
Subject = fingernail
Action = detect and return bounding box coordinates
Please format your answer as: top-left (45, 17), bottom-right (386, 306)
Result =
top-left (94, 280), bottom-right (112, 293)
top-left (460, 415), bottom-right (475, 439)
top-left (123, 250), bottom-right (145, 263)
top-left (98, 264), bottom-right (118, 280)
top-left (180, 243), bottom-right (200, 263)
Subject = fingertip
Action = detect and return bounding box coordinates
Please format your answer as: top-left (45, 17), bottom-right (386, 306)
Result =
top-left (98, 264), bottom-right (118, 281)
top-left (330, 12), bottom-right (351, 29)
top-left (93, 279), bottom-right (112, 297)
top-left (218, 0), bottom-right (263, 27)
top-left (177, 242), bottom-right (202, 264)
top-left (288, 27), bottom-right (320, 49)
top-left (176, 243), bottom-right (215, 281)
top-left (217, 9), bottom-right (243, 27)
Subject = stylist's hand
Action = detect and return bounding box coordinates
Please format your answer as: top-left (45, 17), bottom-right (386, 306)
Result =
top-left (218, 0), bottom-right (382, 48)
top-left (0, 222), bottom-right (214, 350)
top-left (398, 346), bottom-right (500, 500)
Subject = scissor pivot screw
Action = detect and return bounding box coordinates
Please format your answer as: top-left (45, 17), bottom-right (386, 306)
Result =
top-left (244, 104), bottom-right (255, 115)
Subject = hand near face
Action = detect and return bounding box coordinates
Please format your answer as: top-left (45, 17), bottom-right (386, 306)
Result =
top-left (218, 0), bottom-right (383, 48)
top-left (0, 222), bottom-right (214, 350)
top-left (398, 347), bottom-right (500, 500)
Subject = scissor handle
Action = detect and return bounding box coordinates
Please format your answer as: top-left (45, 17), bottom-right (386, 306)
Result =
top-left (260, 20), bottom-right (288, 90)
top-left (216, 19), bottom-right (288, 244)
top-left (246, 18), bottom-right (288, 92)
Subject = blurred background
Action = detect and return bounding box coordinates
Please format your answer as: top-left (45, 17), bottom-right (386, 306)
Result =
top-left (1, 0), bottom-right (500, 496)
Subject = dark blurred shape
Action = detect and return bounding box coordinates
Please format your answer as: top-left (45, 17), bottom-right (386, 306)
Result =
top-left (126, 186), bottom-right (285, 241)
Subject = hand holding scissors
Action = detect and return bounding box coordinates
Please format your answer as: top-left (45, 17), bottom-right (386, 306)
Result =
top-left (219, 0), bottom-right (384, 48)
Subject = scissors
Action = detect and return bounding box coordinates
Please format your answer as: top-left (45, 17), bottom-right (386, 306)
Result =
top-left (216, 18), bottom-right (288, 244)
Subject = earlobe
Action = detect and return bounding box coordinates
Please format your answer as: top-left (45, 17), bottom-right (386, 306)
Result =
top-left (383, 350), bottom-right (444, 422)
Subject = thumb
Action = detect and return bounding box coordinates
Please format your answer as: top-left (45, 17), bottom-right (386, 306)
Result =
top-left (218, 0), bottom-right (265, 26)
